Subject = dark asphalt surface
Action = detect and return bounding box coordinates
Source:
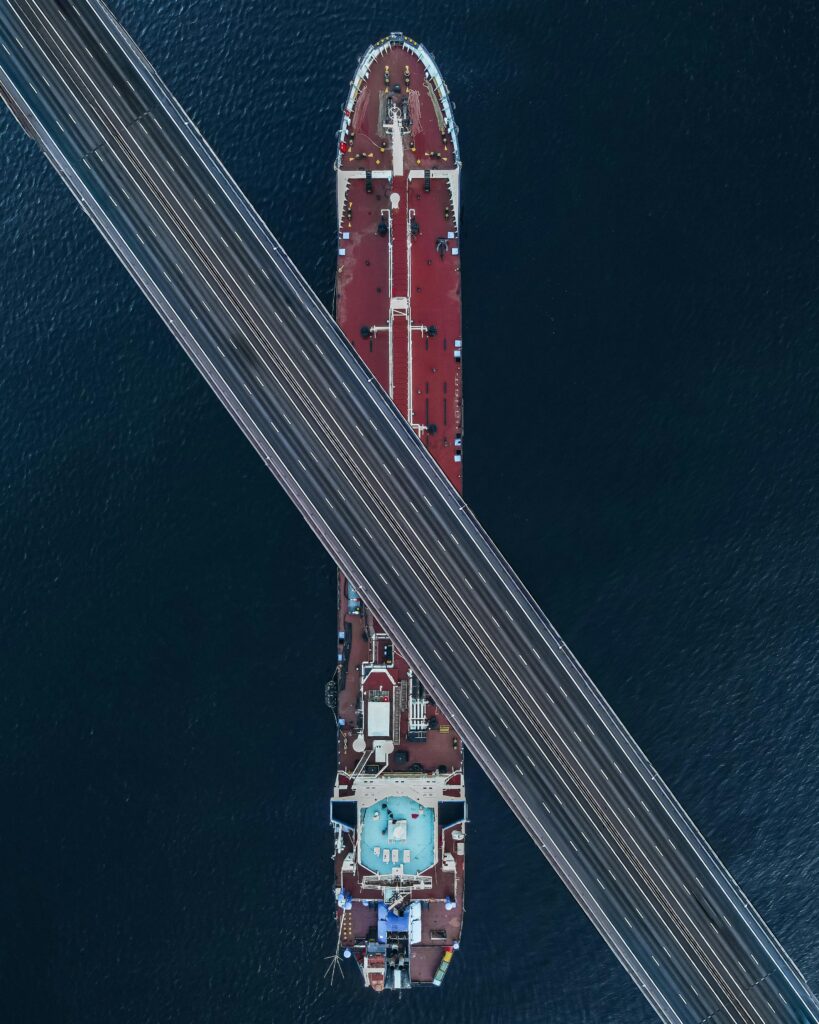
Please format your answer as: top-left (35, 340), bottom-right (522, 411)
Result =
top-left (1, 2), bottom-right (817, 1021)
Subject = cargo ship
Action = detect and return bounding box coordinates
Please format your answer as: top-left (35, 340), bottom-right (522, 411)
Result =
top-left (326, 33), bottom-right (466, 991)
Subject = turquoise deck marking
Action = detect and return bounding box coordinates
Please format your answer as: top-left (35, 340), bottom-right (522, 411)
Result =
top-left (360, 796), bottom-right (434, 875)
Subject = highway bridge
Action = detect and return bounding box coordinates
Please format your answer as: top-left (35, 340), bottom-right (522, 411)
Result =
top-left (1, 3), bottom-right (817, 1021)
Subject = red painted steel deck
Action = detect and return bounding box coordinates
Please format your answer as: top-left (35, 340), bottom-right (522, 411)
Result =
top-left (335, 43), bottom-right (462, 490)
top-left (331, 36), bottom-right (464, 990)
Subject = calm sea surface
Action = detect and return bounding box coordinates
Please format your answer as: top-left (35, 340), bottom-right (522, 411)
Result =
top-left (2, 2), bottom-right (818, 1021)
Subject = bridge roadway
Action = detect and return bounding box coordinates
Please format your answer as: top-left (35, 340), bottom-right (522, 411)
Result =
top-left (1, 2), bottom-right (817, 1021)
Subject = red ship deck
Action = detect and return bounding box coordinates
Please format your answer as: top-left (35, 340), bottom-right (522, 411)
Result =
top-left (335, 38), bottom-right (463, 489)
top-left (329, 34), bottom-right (465, 991)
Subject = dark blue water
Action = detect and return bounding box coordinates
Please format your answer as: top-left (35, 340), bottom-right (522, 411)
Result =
top-left (2, 2), bottom-right (818, 1021)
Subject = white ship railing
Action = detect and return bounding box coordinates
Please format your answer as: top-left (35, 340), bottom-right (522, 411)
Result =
top-left (336, 32), bottom-right (461, 168)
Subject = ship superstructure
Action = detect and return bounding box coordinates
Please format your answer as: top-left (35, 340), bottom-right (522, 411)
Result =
top-left (327, 33), bottom-right (465, 990)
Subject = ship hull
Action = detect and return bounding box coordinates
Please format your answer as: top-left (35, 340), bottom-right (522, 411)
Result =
top-left (328, 33), bottom-right (465, 991)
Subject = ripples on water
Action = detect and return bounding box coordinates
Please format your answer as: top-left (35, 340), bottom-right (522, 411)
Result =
top-left (1, 1), bottom-right (817, 1021)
